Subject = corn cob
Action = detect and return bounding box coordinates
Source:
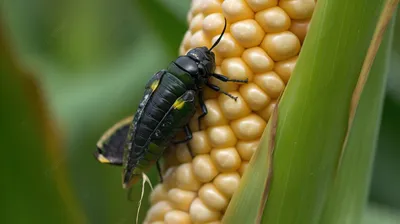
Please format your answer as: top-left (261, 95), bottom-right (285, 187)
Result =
top-left (144, 0), bottom-right (314, 223)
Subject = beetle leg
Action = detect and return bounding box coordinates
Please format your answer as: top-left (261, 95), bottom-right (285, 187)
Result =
top-left (173, 125), bottom-right (193, 144)
top-left (173, 125), bottom-right (195, 157)
top-left (212, 73), bottom-right (248, 83)
top-left (156, 160), bottom-right (163, 183)
top-left (197, 90), bottom-right (208, 130)
top-left (206, 82), bottom-right (238, 101)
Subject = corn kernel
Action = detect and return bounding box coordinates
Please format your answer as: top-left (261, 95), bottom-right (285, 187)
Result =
top-left (146, 201), bottom-right (173, 222)
top-left (203, 99), bottom-right (229, 127)
top-left (213, 172), bottom-right (241, 198)
top-left (212, 33), bottom-right (244, 58)
top-left (257, 100), bottom-right (276, 121)
top-left (274, 56), bottom-right (298, 83)
top-left (201, 0), bottom-right (223, 15)
top-left (175, 144), bottom-right (193, 163)
top-left (289, 19), bottom-right (310, 43)
top-left (190, 30), bottom-right (212, 49)
top-left (261, 31), bottom-right (300, 61)
top-left (168, 188), bottom-right (197, 212)
top-left (179, 46), bottom-right (186, 56)
top-left (231, 114), bottom-right (266, 140)
top-left (230, 19), bottom-right (264, 48)
top-left (218, 91), bottom-right (251, 120)
top-left (236, 140), bottom-right (260, 160)
top-left (190, 198), bottom-right (221, 223)
top-left (163, 167), bottom-right (178, 189)
top-left (176, 163), bottom-right (202, 191)
top-left (239, 83), bottom-right (271, 111)
top-left (245, 0), bottom-right (277, 12)
top-left (150, 184), bottom-right (169, 205)
top-left (255, 6), bottom-right (291, 33)
top-left (203, 13), bottom-right (226, 38)
top-left (207, 125), bottom-right (238, 148)
top-left (182, 31), bottom-right (192, 53)
top-left (221, 57), bottom-right (254, 81)
top-left (254, 71), bottom-right (285, 98)
top-left (238, 161), bottom-right (249, 176)
top-left (241, 47), bottom-right (274, 73)
top-left (190, 13), bottom-right (205, 33)
top-left (222, 0), bottom-right (254, 23)
top-left (189, 131), bottom-right (212, 154)
top-left (211, 147), bottom-right (242, 172)
top-left (279, 0), bottom-right (315, 20)
top-left (191, 0), bottom-right (204, 16)
top-left (214, 51), bottom-right (223, 66)
top-left (187, 11), bottom-right (193, 25)
top-left (199, 183), bottom-right (229, 211)
top-left (164, 210), bottom-right (191, 224)
top-left (192, 155), bottom-right (219, 182)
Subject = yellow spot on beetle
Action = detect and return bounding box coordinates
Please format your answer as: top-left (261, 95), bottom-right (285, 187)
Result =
top-left (97, 154), bottom-right (110, 163)
top-left (150, 80), bottom-right (160, 91)
top-left (173, 99), bottom-right (185, 109)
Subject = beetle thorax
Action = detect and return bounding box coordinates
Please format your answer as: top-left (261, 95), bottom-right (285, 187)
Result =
top-left (174, 47), bottom-right (216, 84)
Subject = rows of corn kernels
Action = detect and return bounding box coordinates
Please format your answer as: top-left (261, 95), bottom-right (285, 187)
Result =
top-left (144, 0), bottom-right (315, 223)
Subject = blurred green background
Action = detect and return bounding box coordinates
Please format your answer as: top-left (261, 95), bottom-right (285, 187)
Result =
top-left (0, 0), bottom-right (399, 223)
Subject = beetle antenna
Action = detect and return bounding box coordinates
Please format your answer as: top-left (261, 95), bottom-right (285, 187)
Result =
top-left (209, 18), bottom-right (227, 52)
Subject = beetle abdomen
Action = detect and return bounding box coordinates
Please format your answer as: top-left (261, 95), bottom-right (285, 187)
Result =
top-left (127, 72), bottom-right (190, 171)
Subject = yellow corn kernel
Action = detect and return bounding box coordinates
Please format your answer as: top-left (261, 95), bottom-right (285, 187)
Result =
top-left (218, 91), bottom-right (251, 120)
top-left (230, 113), bottom-right (266, 140)
top-left (255, 6), bottom-right (291, 33)
top-left (275, 56), bottom-right (298, 83)
top-left (210, 147), bottom-right (242, 172)
top-left (207, 125), bottom-right (237, 148)
top-left (242, 47), bottom-right (274, 73)
top-left (168, 188), bottom-right (196, 212)
top-left (175, 163), bottom-right (202, 191)
top-left (213, 172), bottom-right (241, 198)
top-left (189, 131), bottom-right (212, 154)
top-left (222, 0), bottom-right (254, 23)
top-left (192, 154), bottom-right (219, 182)
top-left (164, 210), bottom-right (191, 224)
top-left (261, 31), bottom-right (301, 61)
top-left (230, 19), bottom-right (264, 48)
top-left (236, 139), bottom-right (260, 160)
top-left (279, 0), bottom-right (315, 20)
top-left (290, 19), bottom-right (310, 43)
top-left (245, 0), bottom-right (278, 12)
top-left (145, 0), bottom-right (314, 222)
top-left (190, 30), bottom-right (211, 49)
top-left (175, 144), bottom-right (193, 163)
top-left (239, 83), bottom-right (271, 111)
top-left (199, 183), bottom-right (229, 211)
top-left (190, 198), bottom-right (221, 223)
top-left (211, 33), bottom-right (244, 57)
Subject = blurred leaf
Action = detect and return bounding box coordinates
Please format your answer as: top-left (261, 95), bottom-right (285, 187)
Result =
top-left (364, 203), bottom-right (400, 224)
top-left (26, 1), bottom-right (183, 222)
top-left (370, 5), bottom-right (400, 209)
top-left (0, 22), bottom-right (86, 223)
top-left (136, 0), bottom-right (188, 55)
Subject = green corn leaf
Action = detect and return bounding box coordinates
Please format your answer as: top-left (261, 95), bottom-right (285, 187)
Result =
top-left (0, 22), bottom-right (86, 224)
top-left (223, 0), bottom-right (397, 223)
